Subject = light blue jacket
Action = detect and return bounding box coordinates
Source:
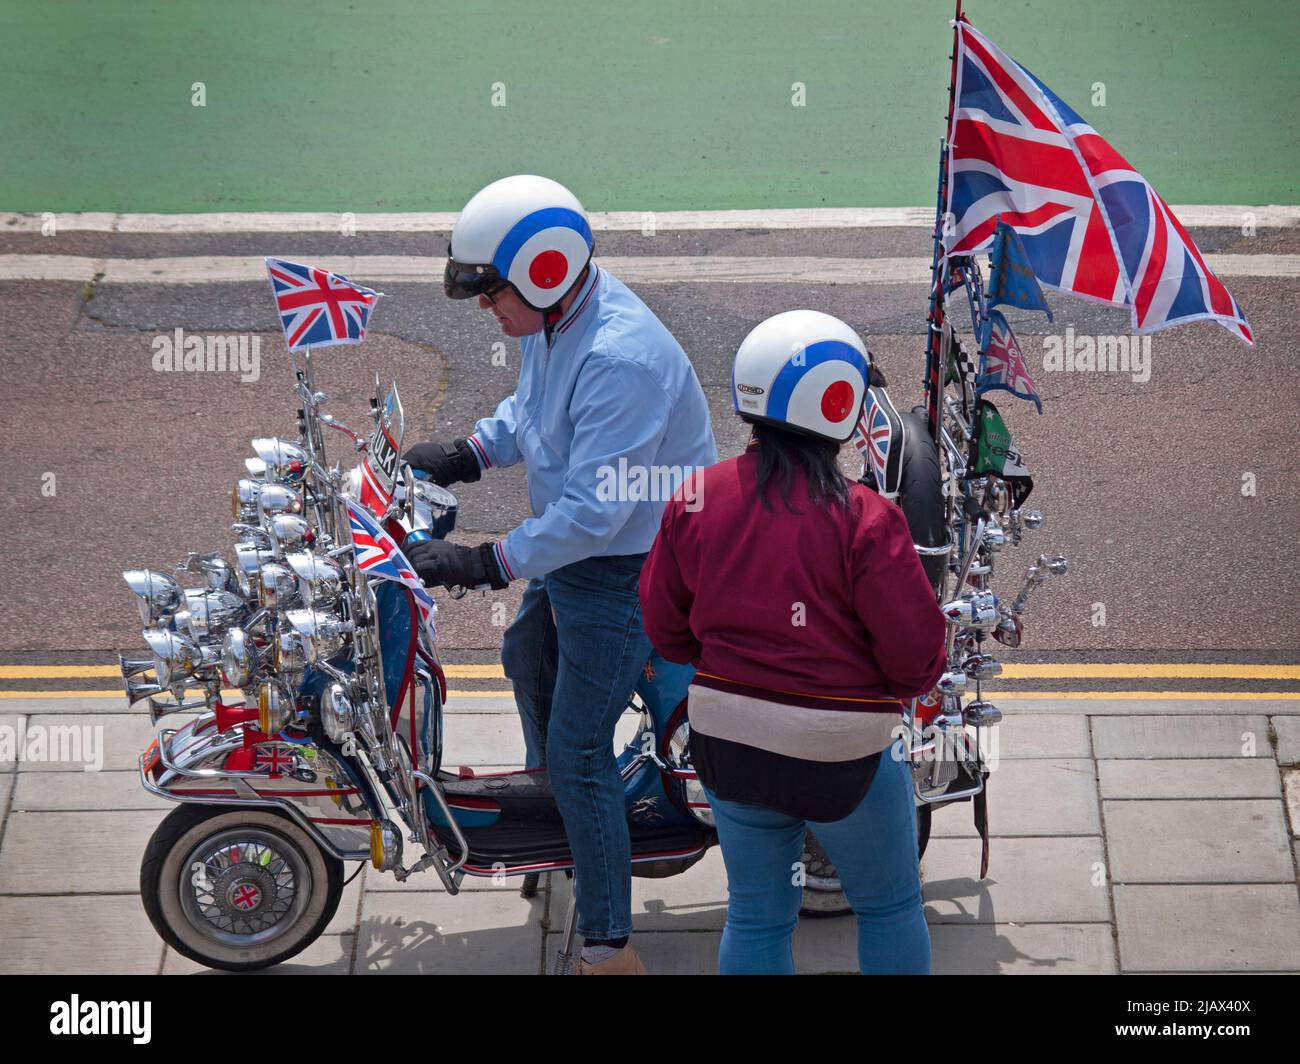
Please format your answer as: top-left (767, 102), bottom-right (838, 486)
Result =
top-left (466, 264), bottom-right (717, 582)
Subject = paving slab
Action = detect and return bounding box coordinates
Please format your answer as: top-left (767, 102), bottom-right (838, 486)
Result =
top-left (931, 758), bottom-right (1100, 837)
top-left (984, 713), bottom-right (1092, 759)
top-left (1091, 715), bottom-right (1271, 759)
top-left (1104, 799), bottom-right (1294, 883)
top-left (0, 713), bottom-right (26, 771)
top-left (1283, 769), bottom-right (1299, 838)
top-left (14, 712), bottom-right (158, 772)
top-left (1273, 715), bottom-right (1300, 765)
top-left (1098, 758), bottom-right (1282, 800)
top-left (0, 810), bottom-right (165, 893)
top-left (0, 894), bottom-right (163, 974)
top-left (546, 929), bottom-right (720, 975)
top-left (929, 922), bottom-right (1117, 975)
top-left (1115, 884), bottom-right (1300, 972)
top-left (355, 888), bottom-right (544, 974)
top-left (547, 847), bottom-right (729, 932)
top-left (997, 700), bottom-right (1300, 717)
top-left (12, 768), bottom-right (175, 810)
top-left (921, 836), bottom-right (1111, 924)
top-left (163, 933), bottom-right (356, 975)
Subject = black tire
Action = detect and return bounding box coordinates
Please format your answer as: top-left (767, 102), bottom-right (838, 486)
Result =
top-left (141, 804), bottom-right (344, 972)
top-left (897, 408), bottom-right (947, 595)
top-left (917, 803), bottom-right (932, 861)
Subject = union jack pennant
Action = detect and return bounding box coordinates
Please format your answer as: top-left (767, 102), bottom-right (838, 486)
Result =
top-left (345, 499), bottom-right (437, 644)
top-left (265, 258), bottom-right (383, 351)
top-left (942, 20), bottom-right (1253, 345)
top-left (977, 310), bottom-right (1042, 414)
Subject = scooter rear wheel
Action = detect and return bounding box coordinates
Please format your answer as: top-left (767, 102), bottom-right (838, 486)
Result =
top-left (141, 804), bottom-right (344, 972)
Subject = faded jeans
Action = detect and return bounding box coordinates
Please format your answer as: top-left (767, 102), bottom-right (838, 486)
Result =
top-left (701, 738), bottom-right (930, 974)
top-left (500, 553), bottom-right (651, 941)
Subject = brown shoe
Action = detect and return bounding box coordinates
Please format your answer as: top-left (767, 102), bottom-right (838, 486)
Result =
top-left (576, 943), bottom-right (647, 975)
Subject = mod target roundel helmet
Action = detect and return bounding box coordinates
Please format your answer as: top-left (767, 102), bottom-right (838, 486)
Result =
top-left (731, 310), bottom-right (870, 442)
top-left (444, 175), bottom-right (595, 312)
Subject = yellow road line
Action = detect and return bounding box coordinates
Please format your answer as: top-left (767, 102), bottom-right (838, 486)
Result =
top-left (995, 690), bottom-right (1300, 700)
top-left (998, 664), bottom-right (1300, 680)
top-left (2, 689), bottom-right (1299, 702)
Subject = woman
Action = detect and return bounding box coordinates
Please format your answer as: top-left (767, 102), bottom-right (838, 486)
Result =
top-left (638, 309), bottom-right (948, 975)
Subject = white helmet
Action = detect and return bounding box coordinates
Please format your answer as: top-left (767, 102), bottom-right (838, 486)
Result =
top-left (444, 174), bottom-right (594, 312)
top-left (731, 310), bottom-right (870, 442)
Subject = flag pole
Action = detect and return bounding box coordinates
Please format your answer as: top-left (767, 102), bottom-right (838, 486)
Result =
top-left (924, 0), bottom-right (965, 443)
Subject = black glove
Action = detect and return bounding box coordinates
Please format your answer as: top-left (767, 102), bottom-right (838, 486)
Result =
top-left (406, 539), bottom-right (508, 590)
top-left (402, 438), bottom-right (482, 487)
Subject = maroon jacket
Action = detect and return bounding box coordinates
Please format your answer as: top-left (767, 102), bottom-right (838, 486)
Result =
top-left (639, 441), bottom-right (948, 711)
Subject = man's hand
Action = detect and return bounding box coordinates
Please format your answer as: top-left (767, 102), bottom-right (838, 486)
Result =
top-left (406, 539), bottom-right (507, 590)
top-left (402, 439), bottom-right (483, 487)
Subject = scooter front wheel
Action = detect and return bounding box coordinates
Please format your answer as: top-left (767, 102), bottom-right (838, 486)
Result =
top-left (140, 804), bottom-right (344, 972)
top-left (800, 805), bottom-right (933, 917)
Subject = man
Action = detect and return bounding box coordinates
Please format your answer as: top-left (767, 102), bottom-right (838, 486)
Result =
top-left (404, 175), bottom-right (717, 975)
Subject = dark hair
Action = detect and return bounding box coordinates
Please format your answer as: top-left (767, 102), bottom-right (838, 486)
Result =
top-left (748, 420), bottom-right (851, 513)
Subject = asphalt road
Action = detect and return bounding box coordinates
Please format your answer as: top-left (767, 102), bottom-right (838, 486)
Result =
top-left (0, 221), bottom-right (1297, 682)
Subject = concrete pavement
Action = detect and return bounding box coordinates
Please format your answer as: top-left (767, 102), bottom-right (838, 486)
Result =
top-left (2, 693), bottom-right (1297, 975)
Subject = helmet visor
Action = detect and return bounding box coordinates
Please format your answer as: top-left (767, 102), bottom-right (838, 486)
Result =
top-left (443, 258), bottom-right (505, 300)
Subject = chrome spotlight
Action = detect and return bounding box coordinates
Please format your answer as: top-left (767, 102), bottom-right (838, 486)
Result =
top-left (284, 551), bottom-right (344, 604)
top-left (272, 629), bottom-right (308, 673)
top-left (141, 628), bottom-right (205, 697)
top-left (252, 438), bottom-right (309, 484)
top-left (220, 627), bottom-right (258, 688)
top-left (284, 608), bottom-right (351, 663)
top-left (123, 569), bottom-right (182, 626)
top-left (258, 484), bottom-right (305, 519)
top-left (257, 681), bottom-right (294, 734)
top-left (233, 543), bottom-right (275, 599)
top-left (182, 588), bottom-right (246, 639)
top-left (232, 478), bottom-right (264, 522)
top-left (270, 514), bottom-right (314, 550)
top-left (244, 456), bottom-right (268, 479)
top-left (258, 563), bottom-right (300, 609)
top-left (321, 682), bottom-right (356, 742)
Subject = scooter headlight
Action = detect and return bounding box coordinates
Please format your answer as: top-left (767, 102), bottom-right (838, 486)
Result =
top-left (220, 627), bottom-right (257, 688)
top-left (123, 569), bottom-right (182, 626)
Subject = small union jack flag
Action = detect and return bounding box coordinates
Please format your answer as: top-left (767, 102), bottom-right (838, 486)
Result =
top-left (346, 499), bottom-right (437, 644)
top-left (943, 20), bottom-right (1252, 345)
top-left (254, 744), bottom-right (293, 775)
top-left (264, 258), bottom-right (383, 350)
top-left (851, 390), bottom-right (900, 501)
top-left (977, 310), bottom-right (1042, 414)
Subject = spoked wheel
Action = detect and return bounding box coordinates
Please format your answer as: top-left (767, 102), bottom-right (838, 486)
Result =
top-left (799, 831), bottom-right (851, 917)
top-left (141, 804), bottom-right (344, 972)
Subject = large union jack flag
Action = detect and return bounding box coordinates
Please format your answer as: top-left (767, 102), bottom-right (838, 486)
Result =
top-left (943, 20), bottom-right (1253, 346)
top-left (345, 499), bottom-right (437, 644)
top-left (265, 258), bottom-right (382, 350)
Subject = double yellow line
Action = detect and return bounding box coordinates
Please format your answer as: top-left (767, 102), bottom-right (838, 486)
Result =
top-left (0, 663), bottom-right (1297, 700)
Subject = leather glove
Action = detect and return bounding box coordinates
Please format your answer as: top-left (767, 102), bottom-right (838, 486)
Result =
top-left (402, 438), bottom-right (482, 487)
top-left (406, 539), bottom-right (508, 591)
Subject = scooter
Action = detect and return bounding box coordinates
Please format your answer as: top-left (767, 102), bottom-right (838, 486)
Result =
top-left (119, 251), bottom-right (1065, 970)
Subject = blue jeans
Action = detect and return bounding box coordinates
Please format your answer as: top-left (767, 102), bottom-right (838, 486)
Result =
top-left (701, 738), bottom-right (930, 974)
top-left (500, 553), bottom-right (652, 941)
